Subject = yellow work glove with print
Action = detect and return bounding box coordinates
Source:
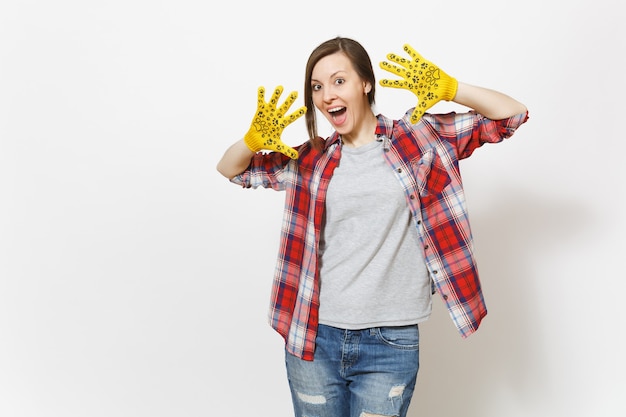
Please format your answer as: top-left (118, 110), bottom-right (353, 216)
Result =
top-left (379, 44), bottom-right (458, 124)
top-left (244, 85), bottom-right (306, 160)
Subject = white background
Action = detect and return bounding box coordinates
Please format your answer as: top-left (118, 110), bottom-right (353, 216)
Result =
top-left (1, 0), bottom-right (624, 416)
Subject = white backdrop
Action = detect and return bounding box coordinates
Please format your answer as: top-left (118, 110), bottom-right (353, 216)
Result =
top-left (1, 1), bottom-right (624, 416)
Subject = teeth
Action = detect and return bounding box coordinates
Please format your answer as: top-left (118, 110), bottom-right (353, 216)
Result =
top-left (328, 107), bottom-right (343, 113)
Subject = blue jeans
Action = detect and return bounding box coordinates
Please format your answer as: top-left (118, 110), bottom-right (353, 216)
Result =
top-left (285, 324), bottom-right (420, 417)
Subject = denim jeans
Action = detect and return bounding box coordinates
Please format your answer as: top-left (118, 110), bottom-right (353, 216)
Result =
top-left (284, 324), bottom-right (420, 417)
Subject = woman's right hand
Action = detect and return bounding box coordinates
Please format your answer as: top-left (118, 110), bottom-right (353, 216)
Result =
top-left (244, 85), bottom-right (307, 159)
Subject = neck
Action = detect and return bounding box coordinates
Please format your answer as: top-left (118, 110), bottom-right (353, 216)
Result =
top-left (341, 112), bottom-right (377, 148)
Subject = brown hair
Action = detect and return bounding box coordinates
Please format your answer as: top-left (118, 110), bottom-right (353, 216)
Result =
top-left (304, 37), bottom-right (376, 151)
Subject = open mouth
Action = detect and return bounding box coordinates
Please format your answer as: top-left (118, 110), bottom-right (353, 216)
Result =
top-left (328, 106), bottom-right (347, 119)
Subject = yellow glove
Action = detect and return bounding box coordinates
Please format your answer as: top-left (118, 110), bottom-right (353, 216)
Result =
top-left (244, 85), bottom-right (306, 159)
top-left (379, 44), bottom-right (458, 123)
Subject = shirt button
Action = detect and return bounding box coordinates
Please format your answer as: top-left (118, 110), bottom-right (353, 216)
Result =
top-left (410, 194), bottom-right (416, 200)
top-left (396, 168), bottom-right (402, 173)
top-left (424, 244), bottom-right (429, 249)
top-left (443, 294), bottom-right (448, 300)
top-left (417, 220), bottom-right (421, 225)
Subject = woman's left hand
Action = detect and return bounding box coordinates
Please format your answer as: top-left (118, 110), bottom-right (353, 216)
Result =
top-left (379, 44), bottom-right (458, 123)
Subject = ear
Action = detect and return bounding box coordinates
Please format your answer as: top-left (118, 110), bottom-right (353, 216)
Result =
top-left (363, 82), bottom-right (372, 95)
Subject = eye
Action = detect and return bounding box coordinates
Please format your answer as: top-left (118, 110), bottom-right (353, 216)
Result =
top-left (312, 83), bottom-right (322, 92)
top-left (335, 78), bottom-right (345, 85)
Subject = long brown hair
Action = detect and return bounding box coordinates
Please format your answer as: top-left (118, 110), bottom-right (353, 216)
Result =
top-left (304, 37), bottom-right (376, 151)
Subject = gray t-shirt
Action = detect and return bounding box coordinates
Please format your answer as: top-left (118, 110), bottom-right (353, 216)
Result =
top-left (318, 138), bottom-right (432, 329)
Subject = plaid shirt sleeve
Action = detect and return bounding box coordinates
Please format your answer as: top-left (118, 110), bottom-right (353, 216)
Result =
top-left (428, 110), bottom-right (530, 160)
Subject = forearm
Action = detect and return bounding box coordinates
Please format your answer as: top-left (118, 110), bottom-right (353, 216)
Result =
top-left (216, 139), bottom-right (255, 179)
top-left (452, 82), bottom-right (527, 120)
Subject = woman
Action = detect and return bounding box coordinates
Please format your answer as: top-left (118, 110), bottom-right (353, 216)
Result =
top-left (217, 37), bottom-right (528, 417)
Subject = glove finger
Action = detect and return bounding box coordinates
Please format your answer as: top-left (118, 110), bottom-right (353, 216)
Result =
top-left (383, 52), bottom-right (411, 68)
top-left (411, 98), bottom-right (438, 123)
top-left (403, 44), bottom-right (422, 61)
top-left (277, 91), bottom-right (298, 116)
top-left (379, 78), bottom-right (410, 89)
top-left (269, 86), bottom-right (284, 107)
top-left (283, 106), bottom-right (307, 127)
top-left (256, 86), bottom-right (267, 105)
top-left (379, 61), bottom-right (408, 78)
top-left (273, 141), bottom-right (299, 159)
top-left (410, 108), bottom-right (424, 124)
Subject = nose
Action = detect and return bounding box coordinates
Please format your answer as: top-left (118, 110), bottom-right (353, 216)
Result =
top-left (322, 85), bottom-right (336, 103)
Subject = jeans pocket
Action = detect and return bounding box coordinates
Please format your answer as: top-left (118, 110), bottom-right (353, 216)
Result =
top-left (375, 325), bottom-right (420, 350)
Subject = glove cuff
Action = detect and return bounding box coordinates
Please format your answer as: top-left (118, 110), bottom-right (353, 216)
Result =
top-left (243, 131), bottom-right (263, 153)
top-left (440, 76), bottom-right (458, 101)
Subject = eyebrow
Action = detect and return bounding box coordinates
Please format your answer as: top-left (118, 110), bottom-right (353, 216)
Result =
top-left (311, 70), bottom-right (347, 83)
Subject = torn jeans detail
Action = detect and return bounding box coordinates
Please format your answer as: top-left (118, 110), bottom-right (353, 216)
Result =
top-left (285, 324), bottom-right (419, 417)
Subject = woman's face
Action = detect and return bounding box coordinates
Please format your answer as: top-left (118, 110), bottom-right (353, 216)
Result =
top-left (311, 52), bottom-right (372, 138)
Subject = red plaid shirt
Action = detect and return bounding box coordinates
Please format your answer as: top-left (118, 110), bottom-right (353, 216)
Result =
top-left (232, 109), bottom-right (529, 360)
